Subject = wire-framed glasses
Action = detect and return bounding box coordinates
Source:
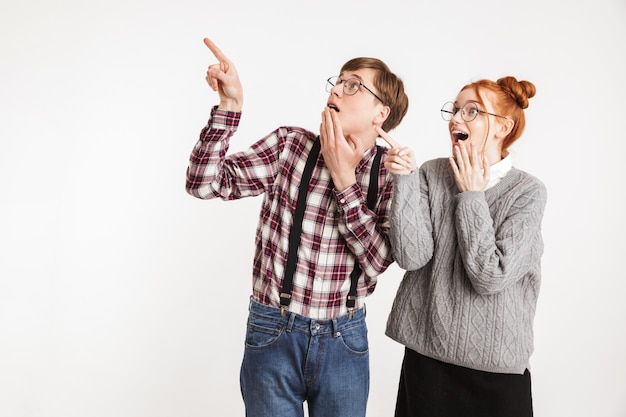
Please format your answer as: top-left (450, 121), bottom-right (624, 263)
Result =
top-left (440, 101), bottom-right (508, 122)
top-left (326, 76), bottom-right (384, 104)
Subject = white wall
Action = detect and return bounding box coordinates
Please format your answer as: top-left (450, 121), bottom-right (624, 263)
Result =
top-left (1, 0), bottom-right (625, 416)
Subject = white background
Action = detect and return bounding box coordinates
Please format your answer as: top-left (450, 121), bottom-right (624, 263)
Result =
top-left (1, 0), bottom-right (625, 416)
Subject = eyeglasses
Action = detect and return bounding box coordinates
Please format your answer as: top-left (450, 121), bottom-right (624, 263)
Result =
top-left (440, 101), bottom-right (508, 122)
top-left (326, 76), bottom-right (384, 104)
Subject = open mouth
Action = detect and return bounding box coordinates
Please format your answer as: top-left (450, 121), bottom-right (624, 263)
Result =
top-left (452, 130), bottom-right (468, 141)
top-left (327, 104), bottom-right (339, 112)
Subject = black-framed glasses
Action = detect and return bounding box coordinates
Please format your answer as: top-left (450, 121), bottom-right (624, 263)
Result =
top-left (326, 76), bottom-right (384, 104)
top-left (440, 101), bottom-right (508, 122)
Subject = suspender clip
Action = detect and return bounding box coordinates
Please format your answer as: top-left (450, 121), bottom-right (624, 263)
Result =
top-left (347, 295), bottom-right (356, 320)
top-left (279, 293), bottom-right (292, 317)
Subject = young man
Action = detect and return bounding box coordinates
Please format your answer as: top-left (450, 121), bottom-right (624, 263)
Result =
top-left (186, 37), bottom-right (408, 417)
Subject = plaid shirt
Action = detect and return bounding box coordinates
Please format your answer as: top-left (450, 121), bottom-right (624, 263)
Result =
top-left (186, 107), bottom-right (394, 319)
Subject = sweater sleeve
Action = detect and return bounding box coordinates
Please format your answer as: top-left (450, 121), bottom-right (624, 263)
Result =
top-left (454, 176), bottom-right (547, 294)
top-left (389, 169), bottom-right (434, 271)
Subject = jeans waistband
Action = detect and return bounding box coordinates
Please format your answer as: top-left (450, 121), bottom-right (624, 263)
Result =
top-left (248, 298), bottom-right (365, 335)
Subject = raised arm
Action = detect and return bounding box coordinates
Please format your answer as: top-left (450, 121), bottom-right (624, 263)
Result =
top-left (186, 38), bottom-right (274, 200)
top-left (455, 177), bottom-right (547, 295)
top-left (378, 127), bottom-right (434, 271)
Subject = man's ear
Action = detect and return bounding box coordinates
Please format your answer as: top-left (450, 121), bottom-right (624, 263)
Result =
top-left (373, 105), bottom-right (391, 126)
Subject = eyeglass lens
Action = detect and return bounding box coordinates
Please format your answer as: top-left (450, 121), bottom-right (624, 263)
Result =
top-left (326, 77), bottom-right (360, 96)
top-left (440, 102), bottom-right (481, 122)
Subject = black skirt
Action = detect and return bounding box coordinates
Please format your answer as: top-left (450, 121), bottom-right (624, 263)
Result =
top-left (394, 348), bottom-right (533, 417)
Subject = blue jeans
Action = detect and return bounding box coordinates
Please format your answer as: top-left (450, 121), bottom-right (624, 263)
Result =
top-left (240, 298), bottom-right (370, 417)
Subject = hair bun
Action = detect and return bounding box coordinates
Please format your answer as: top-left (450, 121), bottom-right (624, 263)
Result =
top-left (497, 76), bottom-right (536, 109)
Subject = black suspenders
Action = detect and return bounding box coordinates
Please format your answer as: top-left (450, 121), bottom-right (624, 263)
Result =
top-left (279, 139), bottom-right (321, 313)
top-left (279, 137), bottom-right (383, 318)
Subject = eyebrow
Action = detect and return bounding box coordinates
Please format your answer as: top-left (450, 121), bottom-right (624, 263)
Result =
top-left (340, 72), bottom-right (364, 81)
top-left (454, 100), bottom-right (481, 106)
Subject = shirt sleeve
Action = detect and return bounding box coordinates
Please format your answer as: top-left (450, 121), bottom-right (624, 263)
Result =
top-left (185, 106), bottom-right (281, 200)
top-left (334, 152), bottom-right (396, 278)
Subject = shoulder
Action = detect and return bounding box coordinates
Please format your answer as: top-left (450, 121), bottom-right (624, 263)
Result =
top-left (275, 126), bottom-right (317, 141)
top-left (419, 158), bottom-right (456, 189)
top-left (509, 168), bottom-right (547, 198)
top-left (422, 157), bottom-right (449, 167)
top-left (495, 168), bottom-right (548, 213)
top-left (421, 157), bottom-right (452, 173)
top-left (262, 126), bottom-right (317, 154)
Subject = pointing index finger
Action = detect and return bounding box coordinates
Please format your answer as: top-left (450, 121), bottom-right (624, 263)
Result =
top-left (374, 125), bottom-right (400, 149)
top-left (203, 37), bottom-right (230, 63)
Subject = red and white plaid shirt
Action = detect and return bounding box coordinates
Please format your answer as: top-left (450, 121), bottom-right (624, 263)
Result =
top-left (186, 107), bottom-right (394, 319)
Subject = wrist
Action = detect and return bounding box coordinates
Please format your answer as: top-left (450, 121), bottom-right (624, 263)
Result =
top-left (333, 175), bottom-right (356, 192)
top-left (217, 98), bottom-right (243, 112)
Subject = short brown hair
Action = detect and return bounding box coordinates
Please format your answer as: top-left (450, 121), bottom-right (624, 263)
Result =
top-left (340, 58), bottom-right (409, 132)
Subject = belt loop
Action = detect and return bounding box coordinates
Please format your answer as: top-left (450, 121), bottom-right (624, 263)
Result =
top-left (332, 318), bottom-right (339, 337)
top-left (286, 312), bottom-right (296, 333)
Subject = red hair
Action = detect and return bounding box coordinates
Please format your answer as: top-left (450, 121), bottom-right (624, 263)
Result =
top-left (461, 76), bottom-right (536, 153)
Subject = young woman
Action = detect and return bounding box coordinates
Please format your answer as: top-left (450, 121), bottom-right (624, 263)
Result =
top-left (382, 76), bottom-right (547, 416)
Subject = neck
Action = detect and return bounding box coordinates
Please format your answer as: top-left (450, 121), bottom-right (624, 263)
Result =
top-left (362, 135), bottom-right (377, 150)
top-left (484, 146), bottom-right (505, 166)
top-left (362, 126), bottom-right (382, 150)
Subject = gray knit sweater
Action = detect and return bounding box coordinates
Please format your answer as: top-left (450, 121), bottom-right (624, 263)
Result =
top-left (385, 158), bottom-right (547, 374)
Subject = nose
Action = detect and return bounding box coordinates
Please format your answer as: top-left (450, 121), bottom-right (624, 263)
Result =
top-left (330, 83), bottom-right (343, 97)
top-left (450, 107), bottom-right (464, 123)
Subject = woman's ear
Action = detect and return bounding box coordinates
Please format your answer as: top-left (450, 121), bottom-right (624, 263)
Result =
top-left (495, 118), bottom-right (515, 139)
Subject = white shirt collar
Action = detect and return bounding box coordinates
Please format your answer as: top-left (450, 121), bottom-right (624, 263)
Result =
top-left (486, 154), bottom-right (512, 190)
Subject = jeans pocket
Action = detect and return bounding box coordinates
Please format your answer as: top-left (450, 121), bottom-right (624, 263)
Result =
top-left (244, 314), bottom-right (284, 349)
top-left (338, 323), bottom-right (369, 355)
